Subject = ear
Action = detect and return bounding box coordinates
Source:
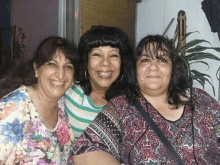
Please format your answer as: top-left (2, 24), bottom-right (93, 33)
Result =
top-left (33, 63), bottom-right (38, 78)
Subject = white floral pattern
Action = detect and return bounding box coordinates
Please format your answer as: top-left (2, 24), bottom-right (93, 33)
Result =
top-left (0, 86), bottom-right (75, 164)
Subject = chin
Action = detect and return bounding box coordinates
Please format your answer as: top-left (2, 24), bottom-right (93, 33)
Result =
top-left (98, 82), bottom-right (113, 88)
top-left (50, 91), bottom-right (66, 98)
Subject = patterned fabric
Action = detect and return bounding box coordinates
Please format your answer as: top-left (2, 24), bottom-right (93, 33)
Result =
top-left (0, 86), bottom-right (75, 165)
top-left (64, 84), bottom-right (103, 138)
top-left (73, 88), bottom-right (220, 164)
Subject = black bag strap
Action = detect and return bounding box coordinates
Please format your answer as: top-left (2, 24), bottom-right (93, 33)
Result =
top-left (133, 99), bottom-right (185, 165)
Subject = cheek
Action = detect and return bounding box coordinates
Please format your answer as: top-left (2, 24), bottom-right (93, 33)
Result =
top-left (136, 69), bottom-right (144, 83)
top-left (137, 65), bottom-right (147, 78)
top-left (114, 61), bottom-right (121, 72)
top-left (67, 71), bottom-right (74, 80)
top-left (165, 67), bottom-right (172, 78)
top-left (36, 68), bottom-right (48, 79)
top-left (88, 58), bottom-right (99, 69)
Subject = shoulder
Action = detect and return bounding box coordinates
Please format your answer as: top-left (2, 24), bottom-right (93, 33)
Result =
top-left (0, 86), bottom-right (30, 120)
top-left (192, 87), bottom-right (220, 125)
top-left (65, 84), bottom-right (85, 99)
top-left (192, 87), bottom-right (219, 107)
top-left (102, 95), bottom-right (130, 118)
top-left (0, 86), bottom-right (29, 108)
top-left (109, 95), bottom-right (128, 106)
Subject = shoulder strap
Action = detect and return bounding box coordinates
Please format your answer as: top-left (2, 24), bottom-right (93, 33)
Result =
top-left (133, 99), bottom-right (185, 165)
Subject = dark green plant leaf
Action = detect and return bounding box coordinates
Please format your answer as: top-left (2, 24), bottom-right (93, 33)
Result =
top-left (191, 69), bottom-right (213, 80)
top-left (185, 52), bottom-right (220, 61)
top-left (216, 67), bottom-right (220, 80)
top-left (191, 70), bottom-right (215, 96)
top-left (193, 77), bottom-right (215, 94)
top-left (178, 31), bottom-right (199, 45)
top-left (189, 61), bottom-right (209, 70)
top-left (186, 46), bottom-right (220, 53)
top-left (194, 78), bottom-right (205, 88)
top-left (179, 56), bottom-right (191, 79)
top-left (177, 39), bottom-right (211, 53)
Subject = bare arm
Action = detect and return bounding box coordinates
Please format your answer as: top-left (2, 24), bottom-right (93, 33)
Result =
top-left (73, 151), bottom-right (120, 165)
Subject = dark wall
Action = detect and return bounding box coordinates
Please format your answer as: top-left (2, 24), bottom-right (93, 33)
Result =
top-left (0, 0), bottom-right (11, 44)
top-left (11, 0), bottom-right (59, 58)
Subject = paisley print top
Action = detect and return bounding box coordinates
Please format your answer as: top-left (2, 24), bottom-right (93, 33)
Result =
top-left (73, 88), bottom-right (220, 164)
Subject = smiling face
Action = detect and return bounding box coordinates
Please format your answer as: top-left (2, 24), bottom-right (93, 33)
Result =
top-left (35, 50), bottom-right (74, 100)
top-left (88, 46), bottom-right (121, 91)
top-left (136, 43), bottom-right (172, 97)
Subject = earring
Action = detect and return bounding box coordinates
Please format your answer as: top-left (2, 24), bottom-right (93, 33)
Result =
top-left (118, 75), bottom-right (124, 81)
top-left (116, 75), bottom-right (124, 85)
top-left (33, 63), bottom-right (38, 78)
top-left (85, 70), bottom-right (88, 80)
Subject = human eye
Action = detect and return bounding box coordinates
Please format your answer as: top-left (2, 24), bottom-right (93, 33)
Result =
top-left (159, 56), bottom-right (171, 63)
top-left (91, 53), bottom-right (101, 57)
top-left (47, 61), bottom-right (57, 67)
top-left (110, 54), bottom-right (120, 58)
top-left (139, 57), bottom-right (150, 63)
top-left (160, 58), bottom-right (168, 62)
top-left (65, 64), bottom-right (74, 70)
top-left (141, 58), bottom-right (150, 63)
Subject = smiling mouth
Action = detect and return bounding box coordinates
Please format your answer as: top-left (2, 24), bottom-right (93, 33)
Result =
top-left (147, 76), bottom-right (160, 78)
top-left (50, 80), bottom-right (65, 88)
top-left (97, 71), bottom-right (112, 78)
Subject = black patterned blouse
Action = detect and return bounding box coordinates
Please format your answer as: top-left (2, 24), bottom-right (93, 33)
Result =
top-left (73, 88), bottom-right (220, 165)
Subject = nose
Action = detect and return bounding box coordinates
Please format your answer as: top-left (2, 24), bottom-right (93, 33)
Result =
top-left (149, 60), bottom-right (159, 70)
top-left (101, 56), bottom-right (111, 66)
top-left (56, 67), bottom-right (65, 79)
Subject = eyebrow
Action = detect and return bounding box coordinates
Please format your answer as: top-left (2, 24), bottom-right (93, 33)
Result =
top-left (110, 50), bottom-right (120, 53)
top-left (140, 54), bottom-right (151, 57)
top-left (50, 59), bottom-right (73, 64)
top-left (91, 48), bottom-right (119, 52)
top-left (139, 53), bottom-right (170, 59)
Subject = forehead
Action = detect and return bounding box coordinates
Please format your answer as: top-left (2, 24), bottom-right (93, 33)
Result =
top-left (143, 42), bottom-right (168, 54)
top-left (52, 50), bottom-right (70, 61)
top-left (139, 43), bottom-right (171, 59)
top-left (90, 46), bottom-right (119, 52)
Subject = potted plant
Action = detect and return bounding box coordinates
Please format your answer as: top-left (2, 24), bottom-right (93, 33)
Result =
top-left (171, 29), bottom-right (220, 96)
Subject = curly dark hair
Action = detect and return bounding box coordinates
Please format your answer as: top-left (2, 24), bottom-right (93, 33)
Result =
top-left (0, 36), bottom-right (80, 98)
top-left (134, 35), bottom-right (192, 108)
top-left (77, 25), bottom-right (135, 100)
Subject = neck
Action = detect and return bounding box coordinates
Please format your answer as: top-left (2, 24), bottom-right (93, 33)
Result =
top-left (142, 91), bottom-right (168, 106)
top-left (34, 85), bottom-right (58, 110)
top-left (141, 90), bottom-right (184, 121)
top-left (27, 86), bottom-right (59, 129)
top-left (90, 89), bottom-right (107, 106)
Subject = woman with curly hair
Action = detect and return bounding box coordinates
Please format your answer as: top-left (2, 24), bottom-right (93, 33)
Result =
top-left (72, 35), bottom-right (220, 164)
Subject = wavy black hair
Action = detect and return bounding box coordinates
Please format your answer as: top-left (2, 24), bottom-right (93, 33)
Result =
top-left (77, 25), bottom-right (135, 100)
top-left (134, 35), bottom-right (192, 108)
top-left (0, 36), bottom-right (80, 98)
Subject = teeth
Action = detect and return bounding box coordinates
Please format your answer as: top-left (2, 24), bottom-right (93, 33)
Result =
top-left (98, 72), bottom-right (111, 76)
top-left (50, 81), bottom-right (64, 87)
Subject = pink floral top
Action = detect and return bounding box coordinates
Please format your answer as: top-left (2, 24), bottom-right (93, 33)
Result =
top-left (0, 86), bottom-right (75, 164)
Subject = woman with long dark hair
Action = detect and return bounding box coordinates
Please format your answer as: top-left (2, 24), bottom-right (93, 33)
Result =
top-left (0, 36), bottom-right (80, 164)
top-left (64, 25), bottom-right (135, 138)
top-left (72, 35), bottom-right (220, 164)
